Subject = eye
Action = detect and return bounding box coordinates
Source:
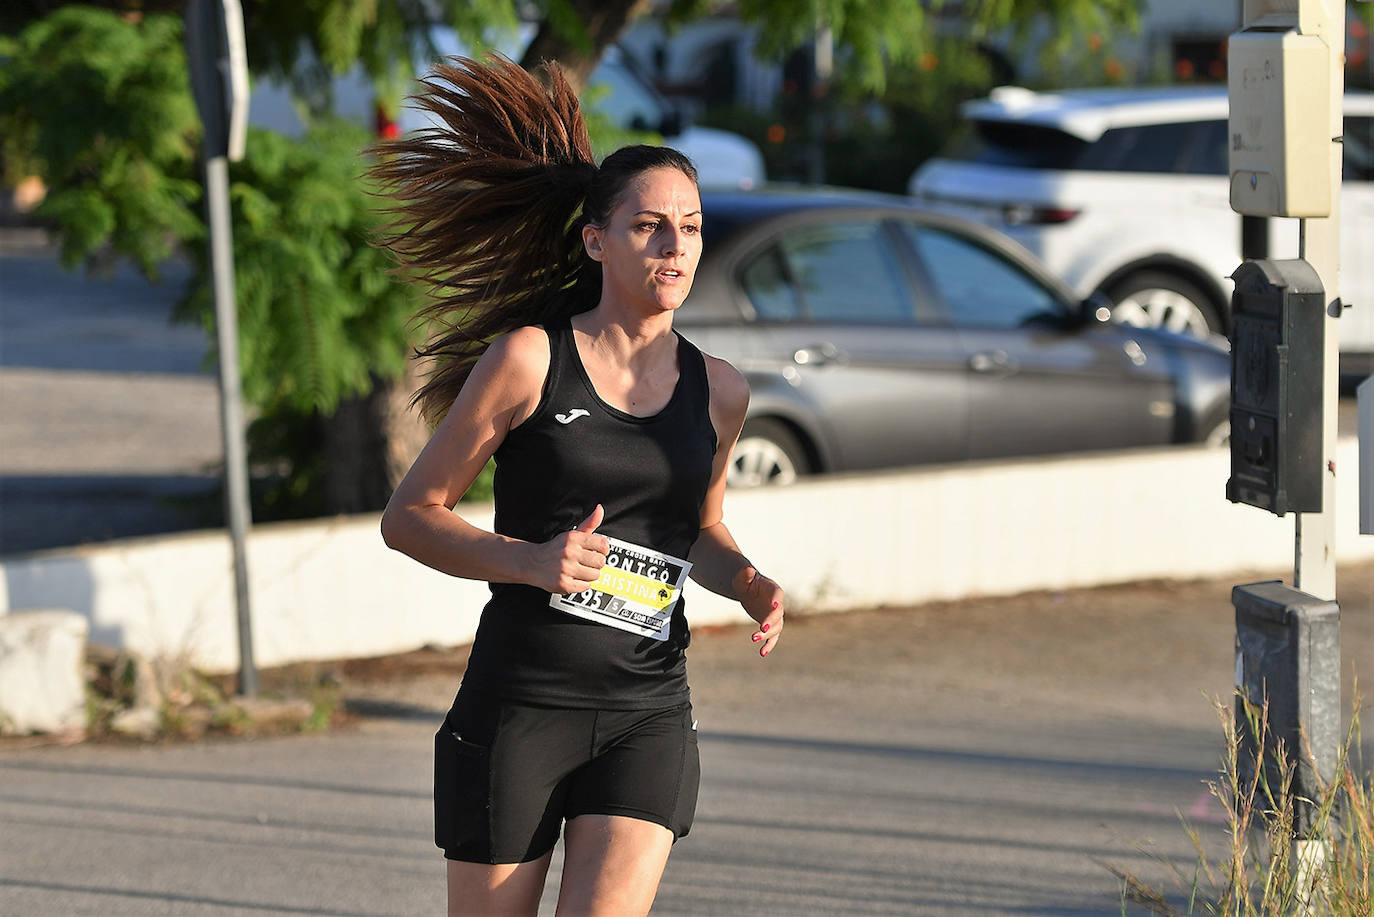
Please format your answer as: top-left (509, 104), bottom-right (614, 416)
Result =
top-left (682, 223), bottom-right (700, 235)
top-left (637, 220), bottom-right (660, 232)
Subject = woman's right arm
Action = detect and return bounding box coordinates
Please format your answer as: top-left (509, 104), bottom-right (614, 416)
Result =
top-left (380, 327), bottom-right (609, 593)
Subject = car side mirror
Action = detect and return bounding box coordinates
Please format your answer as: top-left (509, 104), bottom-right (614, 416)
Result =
top-left (1080, 291), bottom-right (1114, 324)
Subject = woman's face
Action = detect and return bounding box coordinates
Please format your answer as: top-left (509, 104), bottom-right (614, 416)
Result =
top-left (584, 167), bottom-right (702, 316)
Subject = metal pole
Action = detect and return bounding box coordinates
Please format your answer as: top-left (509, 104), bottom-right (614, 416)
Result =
top-left (1291, 0), bottom-right (1342, 903)
top-left (1292, 0), bottom-right (1343, 602)
top-left (204, 153), bottom-right (257, 697)
top-left (1240, 214), bottom-right (1269, 260)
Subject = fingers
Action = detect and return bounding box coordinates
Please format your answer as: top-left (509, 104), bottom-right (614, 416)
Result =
top-left (533, 506), bottom-right (609, 594)
top-left (575, 503), bottom-right (604, 534)
top-left (743, 571), bottom-right (784, 658)
top-left (750, 602), bottom-right (783, 656)
top-left (559, 505), bottom-right (608, 592)
top-left (553, 538), bottom-right (607, 594)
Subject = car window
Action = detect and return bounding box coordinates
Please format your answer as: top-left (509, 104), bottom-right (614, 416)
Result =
top-left (1182, 120), bottom-right (1228, 175)
top-left (903, 225), bottom-right (1063, 328)
top-left (1345, 116), bottom-right (1373, 182)
top-left (954, 120), bottom-right (1090, 170)
top-left (775, 221), bottom-right (915, 322)
top-left (1079, 122), bottom-right (1198, 173)
top-left (739, 248), bottom-right (803, 320)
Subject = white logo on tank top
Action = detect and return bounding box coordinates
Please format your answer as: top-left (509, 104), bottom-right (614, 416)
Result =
top-left (555, 408), bottom-right (590, 425)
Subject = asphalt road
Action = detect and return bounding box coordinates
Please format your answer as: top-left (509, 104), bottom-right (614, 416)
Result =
top-left (0, 715), bottom-right (1224, 916)
top-left (3, 561), bottom-right (1372, 915)
top-left (0, 236), bottom-right (222, 553)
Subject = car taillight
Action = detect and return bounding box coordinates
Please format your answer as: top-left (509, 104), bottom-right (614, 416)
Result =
top-left (1001, 204), bottom-right (1080, 225)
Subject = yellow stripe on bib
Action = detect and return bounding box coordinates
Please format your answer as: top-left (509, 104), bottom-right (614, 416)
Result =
top-left (591, 566), bottom-right (678, 611)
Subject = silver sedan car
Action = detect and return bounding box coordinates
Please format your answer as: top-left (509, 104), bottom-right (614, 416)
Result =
top-left (677, 188), bottom-right (1232, 486)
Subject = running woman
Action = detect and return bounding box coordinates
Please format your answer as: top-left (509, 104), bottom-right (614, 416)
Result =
top-left (372, 56), bottom-right (785, 917)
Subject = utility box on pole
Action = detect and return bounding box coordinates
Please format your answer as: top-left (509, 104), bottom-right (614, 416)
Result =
top-left (1226, 259), bottom-right (1325, 516)
top-left (1233, 581), bottom-right (1340, 836)
top-left (1228, 24), bottom-right (1332, 217)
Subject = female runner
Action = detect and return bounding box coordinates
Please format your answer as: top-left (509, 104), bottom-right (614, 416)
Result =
top-left (373, 56), bottom-right (785, 916)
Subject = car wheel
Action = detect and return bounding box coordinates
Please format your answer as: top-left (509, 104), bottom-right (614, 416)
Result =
top-left (728, 419), bottom-right (809, 487)
top-left (1106, 272), bottom-right (1222, 340)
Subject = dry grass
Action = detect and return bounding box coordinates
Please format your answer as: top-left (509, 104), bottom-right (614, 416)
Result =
top-left (1109, 691), bottom-right (1372, 915)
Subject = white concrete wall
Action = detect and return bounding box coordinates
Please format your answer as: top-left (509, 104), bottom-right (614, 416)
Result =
top-left (2, 439), bottom-right (1368, 673)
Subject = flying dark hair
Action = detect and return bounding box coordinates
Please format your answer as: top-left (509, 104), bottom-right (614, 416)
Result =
top-left (368, 55), bottom-right (699, 424)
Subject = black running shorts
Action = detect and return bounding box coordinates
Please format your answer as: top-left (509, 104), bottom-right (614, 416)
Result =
top-left (434, 686), bottom-right (701, 864)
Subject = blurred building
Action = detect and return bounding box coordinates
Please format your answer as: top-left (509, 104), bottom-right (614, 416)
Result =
top-left (618, 1), bottom-right (1369, 113)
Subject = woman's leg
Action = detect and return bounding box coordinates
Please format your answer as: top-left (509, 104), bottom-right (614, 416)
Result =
top-left (555, 814), bottom-right (674, 916)
top-left (447, 852), bottom-right (554, 917)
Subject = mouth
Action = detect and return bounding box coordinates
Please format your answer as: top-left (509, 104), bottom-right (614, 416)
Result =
top-left (655, 268), bottom-right (687, 282)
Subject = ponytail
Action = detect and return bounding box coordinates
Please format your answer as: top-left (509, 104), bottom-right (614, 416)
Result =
top-left (368, 55), bottom-right (600, 425)
top-left (369, 56), bottom-right (701, 426)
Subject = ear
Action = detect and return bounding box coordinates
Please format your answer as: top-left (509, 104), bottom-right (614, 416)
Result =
top-left (582, 223), bottom-right (604, 262)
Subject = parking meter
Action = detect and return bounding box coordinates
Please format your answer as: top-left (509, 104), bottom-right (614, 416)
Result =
top-left (1226, 259), bottom-right (1324, 516)
top-left (1233, 581), bottom-right (1339, 836)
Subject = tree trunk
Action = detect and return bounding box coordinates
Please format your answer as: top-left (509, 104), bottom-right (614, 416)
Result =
top-left (318, 361), bottom-right (429, 514)
top-left (519, 0), bottom-right (653, 91)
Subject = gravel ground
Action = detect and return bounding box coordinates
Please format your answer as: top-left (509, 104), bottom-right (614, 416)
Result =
top-left (334, 558), bottom-right (1374, 744)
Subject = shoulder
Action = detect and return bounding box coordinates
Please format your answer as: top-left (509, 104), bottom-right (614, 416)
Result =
top-left (702, 353), bottom-right (749, 426)
top-left (473, 326), bottom-right (550, 383)
top-left (460, 326), bottom-right (551, 425)
top-left (487, 325), bottom-right (550, 364)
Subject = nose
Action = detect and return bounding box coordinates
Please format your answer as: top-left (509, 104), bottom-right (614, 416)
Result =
top-left (660, 224), bottom-right (684, 257)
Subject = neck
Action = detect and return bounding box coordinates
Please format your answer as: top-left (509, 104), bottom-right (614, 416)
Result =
top-left (572, 302), bottom-right (676, 365)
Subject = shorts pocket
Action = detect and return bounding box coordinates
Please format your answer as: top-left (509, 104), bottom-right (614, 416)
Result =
top-left (434, 727), bottom-right (492, 858)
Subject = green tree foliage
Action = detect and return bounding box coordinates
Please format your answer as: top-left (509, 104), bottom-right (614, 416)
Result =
top-left (241, 0), bottom-right (523, 117)
top-left (0, 0), bottom-right (1155, 516)
top-left (0, 8), bottom-right (433, 516)
top-left (3, 1), bottom-right (1149, 106)
top-left (176, 124), bottom-right (416, 417)
top-left (0, 7), bottom-right (201, 276)
top-left (0, 8), bottom-right (413, 421)
top-left (664, 0), bottom-right (1140, 93)
top-left (955, 0), bottom-right (1141, 70)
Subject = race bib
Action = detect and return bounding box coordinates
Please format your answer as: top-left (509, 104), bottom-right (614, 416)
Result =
top-left (548, 537), bottom-right (692, 641)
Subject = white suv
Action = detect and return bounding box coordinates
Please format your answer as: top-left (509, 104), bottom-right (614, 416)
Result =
top-left (910, 86), bottom-right (1374, 376)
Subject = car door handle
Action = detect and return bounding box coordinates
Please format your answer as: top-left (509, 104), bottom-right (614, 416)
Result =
top-left (969, 350), bottom-right (1018, 374)
top-left (793, 344), bottom-right (844, 367)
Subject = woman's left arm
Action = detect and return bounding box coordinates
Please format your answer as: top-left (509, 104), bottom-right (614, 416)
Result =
top-left (689, 356), bottom-right (785, 658)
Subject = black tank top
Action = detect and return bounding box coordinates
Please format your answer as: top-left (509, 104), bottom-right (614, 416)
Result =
top-left (459, 318), bottom-right (718, 709)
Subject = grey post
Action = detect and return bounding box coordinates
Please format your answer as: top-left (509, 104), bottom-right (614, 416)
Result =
top-left (1233, 582), bottom-right (1340, 838)
top-left (185, 0), bottom-right (256, 696)
top-left (1290, 0), bottom-right (1342, 603)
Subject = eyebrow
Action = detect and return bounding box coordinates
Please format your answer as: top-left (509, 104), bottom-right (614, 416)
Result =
top-left (634, 209), bottom-right (703, 218)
